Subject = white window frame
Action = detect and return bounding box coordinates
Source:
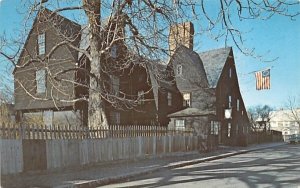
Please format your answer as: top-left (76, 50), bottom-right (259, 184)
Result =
top-left (175, 119), bottom-right (185, 130)
top-left (176, 64), bottom-right (182, 75)
top-left (237, 99), bottom-right (240, 111)
top-left (167, 92), bottom-right (172, 106)
top-left (183, 92), bottom-right (191, 107)
top-left (38, 33), bottom-right (45, 55)
top-left (36, 69), bottom-right (46, 93)
top-left (111, 44), bottom-right (117, 58)
top-left (210, 121), bottom-right (220, 135)
top-left (228, 95), bottom-right (232, 108)
top-left (138, 90), bottom-right (145, 105)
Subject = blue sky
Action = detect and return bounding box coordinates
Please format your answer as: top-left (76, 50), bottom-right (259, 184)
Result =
top-left (0, 0), bottom-right (299, 108)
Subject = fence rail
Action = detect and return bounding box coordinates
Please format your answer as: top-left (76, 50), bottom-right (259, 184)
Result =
top-left (0, 124), bottom-right (194, 139)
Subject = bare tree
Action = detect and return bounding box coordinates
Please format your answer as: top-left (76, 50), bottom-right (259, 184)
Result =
top-left (0, 0), bottom-right (299, 127)
top-left (284, 95), bottom-right (300, 132)
top-left (0, 70), bottom-right (14, 104)
top-left (248, 105), bottom-right (273, 132)
top-left (247, 106), bottom-right (259, 132)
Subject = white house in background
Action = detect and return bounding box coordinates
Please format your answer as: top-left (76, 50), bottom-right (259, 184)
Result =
top-left (269, 108), bottom-right (300, 141)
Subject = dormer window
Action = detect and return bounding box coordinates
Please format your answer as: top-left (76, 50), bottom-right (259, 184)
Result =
top-left (111, 44), bottom-right (117, 58)
top-left (38, 33), bottom-right (45, 55)
top-left (176, 65), bottom-right (182, 75)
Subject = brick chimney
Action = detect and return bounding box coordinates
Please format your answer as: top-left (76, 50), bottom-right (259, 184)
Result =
top-left (169, 22), bottom-right (194, 56)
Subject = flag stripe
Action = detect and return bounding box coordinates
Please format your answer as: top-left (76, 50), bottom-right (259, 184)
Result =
top-left (255, 69), bottom-right (270, 90)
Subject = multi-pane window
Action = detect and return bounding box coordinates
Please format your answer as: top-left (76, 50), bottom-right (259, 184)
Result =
top-left (183, 93), bottom-right (191, 107)
top-left (138, 90), bottom-right (145, 105)
top-left (167, 92), bottom-right (172, 106)
top-left (176, 65), bottom-right (182, 75)
top-left (228, 123), bottom-right (231, 137)
top-left (110, 75), bottom-right (120, 96)
top-left (210, 121), bottom-right (220, 135)
top-left (111, 44), bottom-right (117, 58)
top-left (228, 95), bottom-right (232, 108)
top-left (110, 111), bottom-right (120, 124)
top-left (237, 99), bottom-right (240, 111)
top-left (36, 69), bottom-right (46, 93)
top-left (38, 33), bottom-right (45, 55)
top-left (175, 120), bottom-right (185, 130)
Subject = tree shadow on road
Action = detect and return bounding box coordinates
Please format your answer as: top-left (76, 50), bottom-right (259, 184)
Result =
top-left (116, 145), bottom-right (300, 188)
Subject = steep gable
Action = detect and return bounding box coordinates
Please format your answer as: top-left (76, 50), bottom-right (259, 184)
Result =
top-left (199, 47), bottom-right (232, 88)
top-left (14, 8), bottom-right (81, 73)
top-left (169, 45), bottom-right (209, 92)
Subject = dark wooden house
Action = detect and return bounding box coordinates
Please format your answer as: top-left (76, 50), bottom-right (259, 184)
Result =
top-left (14, 8), bottom-right (85, 126)
top-left (13, 8), bottom-right (249, 140)
top-left (167, 22), bottom-right (250, 146)
top-left (14, 8), bottom-right (180, 127)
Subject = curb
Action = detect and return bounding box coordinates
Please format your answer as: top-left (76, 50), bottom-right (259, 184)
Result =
top-left (61, 142), bottom-right (286, 188)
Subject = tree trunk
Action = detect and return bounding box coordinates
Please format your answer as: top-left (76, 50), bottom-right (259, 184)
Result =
top-left (83, 0), bottom-right (108, 128)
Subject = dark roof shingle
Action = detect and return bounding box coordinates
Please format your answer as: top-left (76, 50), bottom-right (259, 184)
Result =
top-left (199, 47), bottom-right (232, 88)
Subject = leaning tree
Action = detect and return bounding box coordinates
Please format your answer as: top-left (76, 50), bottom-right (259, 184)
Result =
top-left (0, 0), bottom-right (299, 127)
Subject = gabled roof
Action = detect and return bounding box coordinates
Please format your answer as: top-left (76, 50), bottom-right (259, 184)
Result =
top-left (169, 45), bottom-right (209, 90)
top-left (13, 8), bottom-right (81, 74)
top-left (199, 47), bottom-right (232, 88)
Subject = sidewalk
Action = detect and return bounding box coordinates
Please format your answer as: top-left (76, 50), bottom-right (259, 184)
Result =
top-left (1, 142), bottom-right (286, 188)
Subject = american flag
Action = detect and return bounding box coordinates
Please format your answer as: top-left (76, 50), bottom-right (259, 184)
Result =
top-left (255, 69), bottom-right (270, 90)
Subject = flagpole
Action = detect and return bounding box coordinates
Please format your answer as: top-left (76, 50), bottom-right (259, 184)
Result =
top-left (246, 66), bottom-right (274, 75)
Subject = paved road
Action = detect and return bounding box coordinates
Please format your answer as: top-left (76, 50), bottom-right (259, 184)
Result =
top-left (101, 144), bottom-right (300, 188)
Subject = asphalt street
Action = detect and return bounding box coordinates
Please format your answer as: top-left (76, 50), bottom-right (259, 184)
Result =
top-left (101, 144), bottom-right (300, 188)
